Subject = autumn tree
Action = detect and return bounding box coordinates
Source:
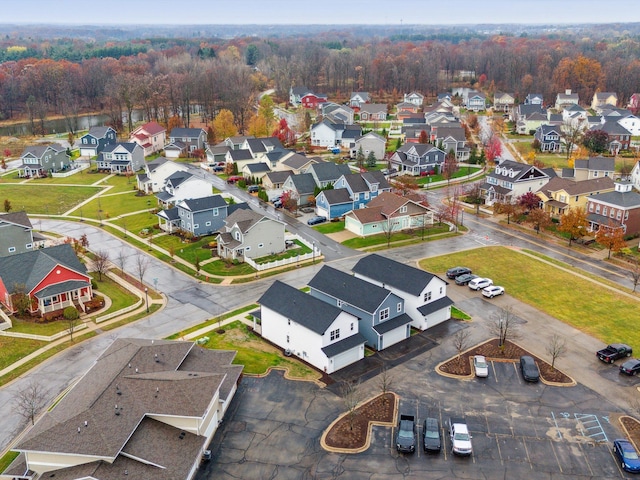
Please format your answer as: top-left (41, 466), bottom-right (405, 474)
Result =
top-left (392, 175), bottom-right (419, 196)
top-left (527, 208), bottom-right (552, 234)
top-left (257, 95), bottom-right (276, 134)
top-left (595, 222), bottom-right (626, 259)
top-left (494, 201), bottom-right (517, 224)
top-left (167, 115), bottom-right (182, 132)
top-left (464, 183), bottom-right (484, 214)
top-left (466, 114), bottom-right (479, 132)
top-left (582, 129), bottom-right (609, 154)
top-left (630, 259), bottom-right (640, 293)
top-left (247, 113), bottom-right (268, 137)
top-left (560, 120), bottom-right (584, 163)
top-left (272, 118), bottom-right (296, 147)
top-left (442, 149), bottom-right (458, 186)
top-left (484, 136), bottom-right (502, 163)
top-left (552, 55), bottom-right (604, 104)
top-left (558, 207), bottom-right (588, 246)
top-left (212, 109), bottom-right (238, 142)
top-left (3, 199), bottom-right (11, 213)
top-left (518, 192), bottom-right (540, 212)
top-left (418, 129), bottom-right (429, 144)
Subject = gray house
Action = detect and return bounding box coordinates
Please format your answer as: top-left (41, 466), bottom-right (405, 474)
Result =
top-left (304, 162), bottom-right (351, 188)
top-left (79, 126), bottom-right (117, 157)
top-left (354, 131), bottom-right (386, 162)
top-left (282, 173), bottom-right (318, 206)
top-left (217, 209), bottom-right (285, 261)
top-left (165, 128), bottom-right (207, 158)
top-left (0, 211), bottom-right (46, 257)
top-left (18, 143), bottom-right (70, 178)
top-left (96, 142), bottom-right (144, 173)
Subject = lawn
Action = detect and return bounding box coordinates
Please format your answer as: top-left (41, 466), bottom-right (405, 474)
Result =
top-left (314, 220), bottom-right (345, 234)
top-left (7, 317), bottom-right (75, 336)
top-left (0, 451), bottom-right (19, 474)
top-left (419, 246), bottom-right (640, 352)
top-left (200, 259), bottom-right (256, 276)
top-left (68, 192), bottom-right (153, 219)
top-left (90, 272), bottom-right (139, 316)
top-left (153, 235), bottom-right (215, 264)
top-left (26, 171), bottom-right (109, 186)
top-left (111, 212), bottom-right (162, 235)
top-left (343, 224), bottom-right (451, 249)
top-left (98, 174), bottom-right (139, 194)
top-left (167, 305), bottom-right (258, 340)
top-left (0, 185), bottom-right (102, 214)
top-left (253, 240), bottom-right (311, 264)
top-left (0, 337), bottom-right (47, 371)
top-left (416, 166), bottom-right (482, 185)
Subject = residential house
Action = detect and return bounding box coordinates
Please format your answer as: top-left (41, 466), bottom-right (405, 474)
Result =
top-left (217, 209), bottom-right (285, 261)
top-left (205, 143), bottom-right (231, 166)
top-left (225, 148), bottom-right (255, 172)
top-left (607, 111), bottom-right (640, 136)
top-left (281, 173), bottom-right (317, 206)
top-left (96, 142), bottom-right (144, 173)
top-left (136, 157), bottom-right (188, 193)
top-left (78, 126), bottom-right (117, 157)
top-left (591, 121), bottom-right (631, 153)
top-left (301, 91), bottom-right (328, 109)
top-left (289, 86), bottom-right (312, 106)
top-left (534, 124), bottom-right (563, 152)
top-left (561, 104), bottom-right (588, 129)
top-left (568, 156), bottom-right (616, 181)
top-left (1, 338), bottom-right (242, 480)
top-left (536, 176), bottom-right (615, 217)
top-left (157, 194), bottom-right (238, 236)
top-left (591, 92), bottom-right (618, 112)
top-left (352, 254), bottom-right (453, 331)
top-left (628, 93), bottom-right (640, 114)
top-left (404, 92), bottom-right (424, 107)
top-left (242, 162), bottom-right (271, 182)
top-left (277, 152), bottom-right (320, 174)
top-left (155, 171), bottom-right (212, 208)
top-left (224, 135), bottom-right (254, 150)
top-left (354, 131), bottom-right (386, 161)
top-left (18, 143), bottom-right (70, 178)
top-left (432, 124), bottom-right (471, 161)
top-left (242, 137), bottom-right (284, 160)
top-left (332, 171), bottom-right (391, 210)
top-left (262, 171), bottom-right (292, 200)
top-left (320, 102), bottom-right (355, 125)
top-left (165, 128), bottom-right (207, 158)
top-left (0, 211), bottom-right (46, 257)
top-left (396, 102), bottom-right (421, 120)
top-left (555, 89), bottom-right (579, 110)
top-left (308, 266), bottom-right (412, 350)
top-left (513, 104), bottom-right (548, 135)
top-left (129, 121), bottom-right (166, 156)
top-left (315, 188), bottom-right (355, 219)
top-left (525, 93), bottom-right (544, 105)
top-left (310, 120), bottom-right (362, 148)
top-left (481, 160), bottom-right (552, 205)
top-left (587, 180), bottom-right (640, 235)
top-left (344, 192), bottom-right (433, 237)
top-left (465, 91), bottom-right (486, 112)
top-left (350, 92), bottom-right (370, 109)
top-left (631, 160), bottom-right (640, 192)
top-left (305, 162), bottom-right (351, 188)
top-left (258, 280), bottom-right (366, 373)
top-left (358, 103), bottom-right (387, 121)
top-left (0, 243), bottom-right (92, 317)
top-left (390, 143), bottom-right (446, 176)
top-left (493, 92), bottom-right (515, 112)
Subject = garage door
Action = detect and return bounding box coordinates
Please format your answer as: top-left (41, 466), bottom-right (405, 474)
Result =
top-left (316, 206), bottom-right (329, 219)
top-left (381, 326), bottom-right (407, 350)
top-left (331, 347), bottom-right (361, 371)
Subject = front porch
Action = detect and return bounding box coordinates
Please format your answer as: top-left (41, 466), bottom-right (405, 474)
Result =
top-left (18, 165), bottom-right (45, 178)
top-left (34, 283), bottom-right (92, 316)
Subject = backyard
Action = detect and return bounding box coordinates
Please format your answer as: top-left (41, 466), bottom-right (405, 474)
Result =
top-left (342, 223), bottom-right (453, 249)
top-left (0, 184), bottom-right (102, 214)
top-left (68, 191), bottom-right (153, 219)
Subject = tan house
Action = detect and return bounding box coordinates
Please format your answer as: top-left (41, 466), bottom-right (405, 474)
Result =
top-left (591, 92), bottom-right (618, 112)
top-left (129, 121), bottom-right (166, 156)
top-left (564, 156), bottom-right (616, 181)
top-left (494, 92), bottom-right (515, 112)
top-left (217, 209), bottom-right (285, 261)
top-left (536, 176), bottom-right (615, 217)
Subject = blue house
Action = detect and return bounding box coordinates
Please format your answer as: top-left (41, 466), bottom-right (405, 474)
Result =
top-left (332, 171), bottom-right (391, 210)
top-left (315, 189), bottom-right (354, 219)
top-left (157, 195), bottom-right (249, 236)
top-left (308, 265), bottom-right (412, 350)
top-left (79, 126), bottom-right (117, 157)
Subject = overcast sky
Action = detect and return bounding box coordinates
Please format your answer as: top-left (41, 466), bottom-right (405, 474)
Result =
top-left (6, 0), bottom-right (640, 25)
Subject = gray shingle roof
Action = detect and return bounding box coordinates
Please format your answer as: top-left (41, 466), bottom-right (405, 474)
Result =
top-left (590, 189), bottom-right (640, 208)
top-left (288, 173), bottom-right (317, 194)
top-left (86, 126), bottom-right (114, 139)
top-left (352, 254), bottom-right (439, 297)
top-left (170, 128), bottom-right (205, 139)
top-left (307, 162), bottom-right (351, 182)
top-left (417, 296), bottom-right (454, 315)
top-left (179, 195), bottom-right (227, 213)
top-left (321, 332), bottom-right (367, 357)
top-left (574, 156), bottom-right (615, 172)
top-left (0, 210), bottom-right (32, 229)
top-left (102, 142), bottom-right (138, 154)
top-left (372, 313), bottom-right (413, 334)
top-left (244, 162), bottom-right (271, 173)
top-left (320, 188), bottom-right (352, 205)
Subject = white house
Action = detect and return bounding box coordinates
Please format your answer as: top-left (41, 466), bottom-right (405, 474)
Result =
top-left (258, 281), bottom-right (366, 374)
top-left (155, 171), bottom-right (213, 207)
top-left (137, 157), bottom-right (188, 193)
top-left (354, 131), bottom-right (386, 162)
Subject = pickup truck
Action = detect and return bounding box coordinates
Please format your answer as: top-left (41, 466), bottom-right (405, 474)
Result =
top-left (449, 417), bottom-right (472, 456)
top-left (597, 344), bottom-right (632, 363)
top-left (395, 414), bottom-right (416, 453)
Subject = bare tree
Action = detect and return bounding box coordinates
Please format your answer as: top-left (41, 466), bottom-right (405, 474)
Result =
top-left (452, 328), bottom-right (471, 367)
top-left (341, 381), bottom-right (362, 431)
top-left (378, 365), bottom-right (394, 394)
top-left (545, 334), bottom-right (566, 370)
top-left (488, 306), bottom-right (520, 351)
top-left (380, 217), bottom-right (397, 248)
top-left (92, 250), bottom-right (110, 282)
top-left (630, 258), bottom-right (640, 293)
top-left (116, 249), bottom-right (127, 275)
top-left (15, 379), bottom-right (49, 425)
top-left (134, 253), bottom-right (149, 289)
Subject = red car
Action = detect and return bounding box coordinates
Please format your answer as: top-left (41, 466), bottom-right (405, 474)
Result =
top-left (226, 176), bottom-right (243, 184)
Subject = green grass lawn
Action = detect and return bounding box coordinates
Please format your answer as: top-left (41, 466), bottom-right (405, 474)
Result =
top-left (416, 167), bottom-right (481, 185)
top-left (419, 246), bottom-right (640, 352)
top-left (26, 171), bottom-right (110, 186)
top-left (314, 220), bottom-right (345, 234)
top-left (7, 317), bottom-right (74, 336)
top-left (152, 235), bottom-right (215, 264)
top-left (68, 192), bottom-right (152, 219)
top-left (200, 259), bottom-right (256, 276)
top-left (167, 305), bottom-right (257, 339)
top-left (0, 451), bottom-right (19, 473)
top-left (90, 272), bottom-right (139, 316)
top-left (98, 174), bottom-right (139, 194)
top-left (111, 212), bottom-right (162, 235)
top-left (0, 337), bottom-right (47, 371)
top-left (254, 240), bottom-right (311, 264)
top-left (343, 224), bottom-right (451, 249)
top-left (0, 184), bottom-right (102, 214)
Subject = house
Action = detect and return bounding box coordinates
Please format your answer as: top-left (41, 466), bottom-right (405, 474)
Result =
top-left (96, 142), bottom-right (144, 174)
top-left (225, 148), bottom-right (255, 171)
top-left (165, 128), bottom-right (207, 158)
top-left (555, 89), bottom-right (579, 110)
top-left (610, 111), bottom-right (640, 137)
top-left (0, 211), bottom-right (46, 257)
top-left (129, 121), bottom-right (166, 156)
top-left (493, 92), bottom-right (515, 113)
top-left (354, 131), bottom-right (386, 162)
top-left (242, 137), bottom-right (284, 160)
top-left (358, 103), bottom-right (387, 121)
top-left (308, 266), bottom-right (412, 350)
top-left (631, 160), bottom-right (640, 192)
top-left (432, 124), bottom-right (471, 161)
top-left (315, 188), bottom-right (355, 219)
top-left (305, 162), bottom-right (351, 188)
top-left (310, 120), bottom-right (363, 148)
top-left (1, 338), bottom-right (242, 480)
top-left (396, 102), bottom-right (421, 120)
top-left (157, 195), bottom-right (243, 236)
top-left (513, 104), bottom-right (548, 135)
top-left (18, 143), bottom-right (70, 178)
top-left (320, 102), bottom-right (355, 125)
top-left (628, 93), bottom-right (640, 114)
top-left (344, 192), bottom-right (433, 237)
top-left (567, 156), bottom-right (616, 181)
top-left (242, 162), bottom-right (271, 182)
top-left (155, 171), bottom-right (213, 208)
top-left (534, 124), bottom-right (563, 152)
top-left (591, 92), bottom-right (618, 112)
top-left (263, 170), bottom-right (292, 190)
top-left (224, 135), bottom-right (254, 151)
top-left (136, 157), bottom-right (188, 193)
top-left (390, 143), bottom-right (446, 176)
top-left (561, 104), bottom-right (588, 129)
top-left (465, 91), bottom-right (486, 112)
top-left (536, 176), bottom-right (615, 217)
top-left (332, 171), bottom-right (392, 210)
top-left (481, 160), bottom-right (552, 205)
top-left (78, 126), bottom-right (117, 157)
top-left (352, 254), bottom-right (453, 331)
top-left (217, 209), bottom-right (285, 261)
top-left (281, 173), bottom-right (317, 206)
top-left (277, 152), bottom-right (319, 174)
top-left (403, 92), bottom-right (424, 107)
top-left (258, 280), bottom-right (365, 373)
top-left (0, 243), bottom-right (92, 317)
top-left (350, 92), bottom-right (370, 109)
top-left (586, 180), bottom-right (640, 235)
top-left (590, 121), bottom-right (631, 153)
top-left (205, 143), bottom-right (232, 166)
top-left (289, 86), bottom-right (312, 106)
top-left (301, 91), bottom-right (328, 109)
top-left (524, 93), bottom-right (544, 105)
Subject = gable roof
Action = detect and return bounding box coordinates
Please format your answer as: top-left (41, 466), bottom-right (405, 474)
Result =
top-left (281, 153), bottom-right (318, 170)
top-left (589, 186), bottom-right (640, 208)
top-left (286, 173), bottom-right (317, 194)
top-left (264, 170), bottom-right (292, 184)
top-left (102, 142), bottom-right (139, 154)
top-left (537, 176), bottom-right (615, 197)
top-left (170, 128), bottom-right (205, 139)
top-left (21, 143), bottom-right (66, 159)
top-left (244, 162), bottom-right (271, 174)
top-left (488, 160), bottom-right (550, 183)
top-left (177, 195), bottom-right (227, 213)
top-left (228, 149), bottom-right (254, 161)
top-left (319, 188), bottom-right (352, 205)
top-left (85, 126), bottom-right (115, 139)
top-left (359, 103), bottom-right (387, 115)
top-left (0, 210), bottom-right (32, 229)
top-left (134, 121), bottom-right (165, 136)
top-left (223, 208), bottom-right (266, 233)
top-left (574, 156), bottom-right (615, 171)
top-left (365, 191), bottom-right (425, 215)
top-left (307, 162), bottom-right (351, 182)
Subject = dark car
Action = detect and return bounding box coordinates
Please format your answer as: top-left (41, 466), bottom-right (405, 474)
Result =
top-left (520, 355), bottom-right (540, 382)
top-left (247, 185), bottom-right (259, 193)
top-left (619, 358), bottom-right (640, 376)
top-left (307, 215), bottom-right (327, 226)
top-left (422, 417), bottom-right (441, 453)
top-left (446, 266), bottom-right (472, 279)
top-left (455, 273), bottom-right (478, 286)
top-left (613, 439), bottom-right (640, 473)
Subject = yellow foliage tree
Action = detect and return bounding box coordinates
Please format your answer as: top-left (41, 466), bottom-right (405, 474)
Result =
top-left (247, 114), bottom-right (268, 137)
top-left (211, 109), bottom-right (238, 143)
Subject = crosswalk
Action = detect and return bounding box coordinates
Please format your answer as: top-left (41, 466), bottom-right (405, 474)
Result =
top-left (468, 232), bottom-right (501, 246)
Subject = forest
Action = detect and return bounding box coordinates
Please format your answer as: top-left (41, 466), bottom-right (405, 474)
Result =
top-left (1, 24), bottom-right (640, 135)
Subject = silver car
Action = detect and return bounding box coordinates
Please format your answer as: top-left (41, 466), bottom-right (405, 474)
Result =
top-left (473, 355), bottom-right (489, 378)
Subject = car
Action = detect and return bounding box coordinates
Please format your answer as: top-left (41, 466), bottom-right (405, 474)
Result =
top-left (597, 343), bottom-right (633, 363)
top-left (307, 215), bottom-right (327, 226)
top-left (273, 199), bottom-right (283, 208)
top-left (247, 185), bottom-right (259, 193)
top-left (482, 285), bottom-right (505, 298)
top-left (619, 358), bottom-right (640, 376)
top-left (446, 266), bottom-right (472, 279)
top-left (226, 175), bottom-right (243, 184)
top-left (473, 355), bottom-right (489, 378)
top-left (468, 277), bottom-right (492, 291)
top-left (614, 439), bottom-right (640, 473)
top-left (395, 414), bottom-right (416, 453)
top-left (285, 239), bottom-right (295, 248)
top-left (422, 417), bottom-right (441, 453)
top-left (520, 355), bottom-right (540, 382)
top-left (454, 273), bottom-right (478, 286)
top-left (213, 165), bottom-right (225, 172)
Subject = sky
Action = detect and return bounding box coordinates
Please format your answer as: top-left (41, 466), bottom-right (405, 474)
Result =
top-left (6, 0), bottom-right (640, 25)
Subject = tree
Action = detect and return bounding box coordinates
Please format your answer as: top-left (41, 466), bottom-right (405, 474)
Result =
top-left (494, 201), bottom-right (517, 224)
top-left (247, 113), bottom-right (268, 137)
top-left (272, 118), bottom-right (296, 147)
top-left (134, 253), bottom-right (149, 289)
top-left (582, 129), bottom-right (609, 154)
top-left (518, 192), bottom-right (541, 212)
top-left (167, 114), bottom-right (182, 132)
top-left (92, 249), bottom-right (110, 281)
top-left (453, 328), bottom-right (471, 367)
top-left (340, 381), bottom-right (362, 431)
top-left (63, 306), bottom-right (80, 342)
top-left (212, 109), bottom-right (238, 142)
top-left (257, 95), bottom-right (276, 134)
top-left (14, 379), bottom-right (49, 426)
top-left (377, 365), bottom-right (393, 394)
top-left (246, 44), bottom-right (260, 65)
top-left (464, 183), bottom-right (484, 214)
top-left (366, 151), bottom-right (377, 168)
top-left (545, 334), bottom-right (566, 371)
top-left (418, 129), bottom-right (429, 144)
top-left (526, 208), bottom-right (552, 234)
top-left (630, 259), bottom-right (640, 293)
top-left (356, 145), bottom-right (365, 169)
top-left (595, 222), bottom-right (626, 259)
top-left (3, 199), bottom-right (11, 213)
top-left (79, 233), bottom-right (89, 251)
top-left (560, 120), bottom-right (584, 163)
top-left (168, 244), bottom-right (176, 263)
top-left (392, 175), bottom-right (419, 196)
top-left (381, 217), bottom-right (398, 248)
top-left (11, 283), bottom-right (32, 316)
top-left (558, 207), bottom-right (588, 246)
top-left (116, 249), bottom-right (127, 274)
top-left (488, 306), bottom-right (520, 351)
top-left (484, 135), bottom-right (502, 163)
top-left (280, 190), bottom-right (298, 213)
top-left (442, 149), bottom-right (459, 186)
top-left (194, 254), bottom-right (201, 275)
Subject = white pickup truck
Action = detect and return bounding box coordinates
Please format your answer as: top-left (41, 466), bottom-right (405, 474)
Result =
top-left (449, 417), bottom-right (473, 456)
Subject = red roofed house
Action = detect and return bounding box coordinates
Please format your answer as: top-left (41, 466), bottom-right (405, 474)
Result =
top-left (129, 121), bottom-right (167, 157)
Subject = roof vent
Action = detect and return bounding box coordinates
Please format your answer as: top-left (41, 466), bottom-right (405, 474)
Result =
top-left (128, 363), bottom-right (131, 368)
top-left (179, 431), bottom-right (186, 440)
top-left (77, 427), bottom-right (81, 433)
top-left (115, 405), bottom-right (120, 416)
top-left (154, 354), bottom-right (159, 363)
top-left (135, 368), bottom-right (139, 373)
top-left (84, 421), bottom-right (88, 427)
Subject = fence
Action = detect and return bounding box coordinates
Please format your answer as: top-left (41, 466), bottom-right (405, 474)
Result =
top-left (0, 322), bottom-right (88, 342)
top-left (51, 163), bottom-right (90, 178)
top-left (244, 234), bottom-right (320, 272)
top-left (95, 298), bottom-right (143, 323)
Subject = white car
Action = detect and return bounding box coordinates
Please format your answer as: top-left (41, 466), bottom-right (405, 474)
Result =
top-left (482, 286), bottom-right (505, 298)
top-left (468, 277), bottom-right (492, 291)
top-left (473, 355), bottom-right (489, 378)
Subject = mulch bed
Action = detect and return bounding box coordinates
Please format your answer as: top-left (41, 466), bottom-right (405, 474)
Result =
top-left (439, 338), bottom-right (573, 384)
top-left (323, 392), bottom-right (395, 450)
top-left (621, 416), bottom-right (640, 450)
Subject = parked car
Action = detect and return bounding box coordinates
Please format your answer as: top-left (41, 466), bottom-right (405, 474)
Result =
top-left (446, 266), bottom-right (472, 279)
top-left (285, 239), bottom-right (295, 248)
top-left (482, 286), bottom-right (505, 298)
top-left (226, 175), bottom-right (243, 184)
top-left (307, 215), bottom-right (327, 226)
top-left (520, 355), bottom-right (540, 382)
top-left (213, 165), bottom-right (225, 172)
top-left (597, 344), bottom-right (633, 364)
top-left (473, 355), bottom-right (489, 378)
top-left (422, 417), bottom-right (441, 453)
top-left (247, 185), bottom-right (259, 193)
top-left (613, 439), bottom-right (640, 473)
top-left (468, 277), bottom-right (493, 291)
top-left (273, 199), bottom-right (283, 208)
top-left (395, 414), bottom-right (416, 453)
top-left (448, 417), bottom-right (472, 456)
top-left (455, 273), bottom-right (478, 286)
top-left (619, 358), bottom-right (640, 376)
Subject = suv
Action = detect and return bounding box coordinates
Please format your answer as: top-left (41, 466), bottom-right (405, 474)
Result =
top-left (247, 185), bottom-right (259, 193)
top-left (422, 417), bottom-right (441, 453)
top-left (468, 277), bottom-right (492, 291)
top-left (446, 266), bottom-right (472, 279)
top-left (449, 418), bottom-right (472, 456)
top-left (307, 215), bottom-right (327, 226)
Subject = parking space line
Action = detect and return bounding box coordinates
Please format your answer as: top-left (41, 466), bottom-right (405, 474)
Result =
top-left (513, 361), bottom-right (524, 384)
top-left (550, 411), bottom-right (563, 440)
top-left (522, 437), bottom-right (533, 469)
top-left (491, 360), bottom-right (498, 383)
top-left (577, 442), bottom-right (595, 476)
top-left (528, 407), bottom-right (540, 439)
top-left (574, 413), bottom-right (609, 443)
top-left (610, 446), bottom-right (627, 478)
top-left (494, 435), bottom-right (504, 466)
top-left (549, 438), bottom-right (563, 474)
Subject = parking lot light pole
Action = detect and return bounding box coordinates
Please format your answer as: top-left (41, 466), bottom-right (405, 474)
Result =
top-left (144, 287), bottom-right (149, 313)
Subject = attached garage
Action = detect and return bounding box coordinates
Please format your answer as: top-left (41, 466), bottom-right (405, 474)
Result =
top-left (374, 314), bottom-right (412, 350)
top-left (323, 334), bottom-right (366, 374)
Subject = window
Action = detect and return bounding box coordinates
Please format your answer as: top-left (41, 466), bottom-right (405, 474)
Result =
top-left (235, 231), bottom-right (241, 241)
top-left (400, 205), bottom-right (407, 213)
top-left (596, 205), bottom-right (601, 214)
top-left (364, 192), bottom-right (369, 200)
top-left (25, 243), bottom-right (32, 249)
top-left (337, 300), bottom-right (343, 307)
top-left (330, 329), bottom-right (340, 341)
top-left (439, 286), bottom-right (443, 294)
top-left (617, 211), bottom-right (622, 220)
top-left (610, 209), bottom-right (615, 218)
top-left (350, 322), bottom-right (354, 331)
top-left (205, 221), bottom-right (211, 227)
top-left (397, 302), bottom-right (402, 313)
top-left (213, 208), bottom-right (219, 216)
top-left (286, 335), bottom-right (289, 343)
top-left (379, 308), bottom-right (390, 321)
top-left (602, 207), bottom-right (607, 216)
top-left (245, 246), bottom-right (251, 252)
top-left (593, 171), bottom-right (599, 177)
top-left (288, 319), bottom-right (290, 325)
top-left (8, 247), bottom-right (16, 253)
top-left (193, 224), bottom-right (199, 229)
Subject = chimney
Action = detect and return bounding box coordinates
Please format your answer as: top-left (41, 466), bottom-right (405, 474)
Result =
top-left (565, 89), bottom-right (571, 95)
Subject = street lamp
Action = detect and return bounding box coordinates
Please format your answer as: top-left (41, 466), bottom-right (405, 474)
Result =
top-left (144, 287), bottom-right (149, 313)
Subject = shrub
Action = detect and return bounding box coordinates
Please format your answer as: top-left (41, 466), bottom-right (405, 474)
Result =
top-left (63, 306), bottom-right (79, 321)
